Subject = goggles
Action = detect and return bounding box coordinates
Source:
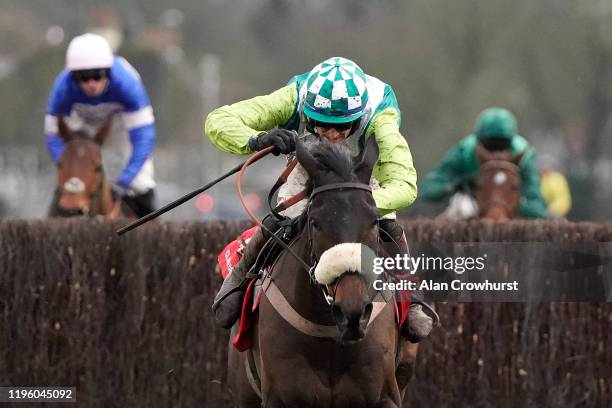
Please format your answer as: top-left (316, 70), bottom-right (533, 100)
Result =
top-left (310, 118), bottom-right (359, 132)
top-left (72, 68), bottom-right (110, 83)
top-left (479, 137), bottom-right (511, 151)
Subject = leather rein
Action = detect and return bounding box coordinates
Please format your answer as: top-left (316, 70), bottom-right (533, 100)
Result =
top-left (236, 150), bottom-right (394, 398)
top-left (236, 152), bottom-right (390, 336)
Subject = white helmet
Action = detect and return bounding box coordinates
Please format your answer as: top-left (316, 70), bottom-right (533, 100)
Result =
top-left (65, 33), bottom-right (113, 71)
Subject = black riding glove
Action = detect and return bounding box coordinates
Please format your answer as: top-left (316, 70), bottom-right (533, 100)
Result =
top-left (248, 129), bottom-right (296, 156)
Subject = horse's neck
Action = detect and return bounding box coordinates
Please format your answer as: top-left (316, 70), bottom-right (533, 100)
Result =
top-left (482, 205), bottom-right (511, 222)
top-left (272, 231), bottom-right (336, 324)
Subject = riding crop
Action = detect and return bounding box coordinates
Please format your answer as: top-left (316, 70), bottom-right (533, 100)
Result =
top-left (116, 147), bottom-right (274, 235)
top-left (236, 148), bottom-right (312, 273)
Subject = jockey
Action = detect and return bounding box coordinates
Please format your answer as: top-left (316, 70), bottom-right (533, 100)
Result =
top-left (420, 107), bottom-right (549, 218)
top-left (44, 33), bottom-right (157, 217)
top-left (205, 56), bottom-right (435, 341)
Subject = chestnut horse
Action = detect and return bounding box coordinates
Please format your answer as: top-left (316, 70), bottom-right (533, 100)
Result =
top-left (474, 144), bottom-right (523, 221)
top-left (439, 144), bottom-right (523, 222)
top-left (48, 116), bottom-right (123, 219)
top-left (228, 136), bottom-right (402, 407)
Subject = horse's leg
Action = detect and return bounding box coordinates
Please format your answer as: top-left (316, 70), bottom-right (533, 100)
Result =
top-left (261, 395), bottom-right (288, 408)
top-left (395, 340), bottom-right (419, 400)
top-left (372, 399), bottom-right (400, 408)
top-left (227, 326), bottom-right (262, 408)
top-left (107, 199), bottom-right (122, 220)
top-left (397, 298), bottom-right (439, 402)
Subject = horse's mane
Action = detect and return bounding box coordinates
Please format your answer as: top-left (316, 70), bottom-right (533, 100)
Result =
top-left (294, 142), bottom-right (357, 232)
top-left (68, 131), bottom-right (95, 142)
top-left (308, 142), bottom-right (354, 182)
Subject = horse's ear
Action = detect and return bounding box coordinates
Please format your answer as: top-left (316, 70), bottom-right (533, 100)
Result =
top-left (57, 115), bottom-right (72, 142)
top-left (475, 142), bottom-right (493, 164)
top-left (354, 134), bottom-right (379, 184)
top-left (512, 151), bottom-right (525, 166)
top-left (94, 115), bottom-right (113, 146)
top-left (296, 137), bottom-right (321, 179)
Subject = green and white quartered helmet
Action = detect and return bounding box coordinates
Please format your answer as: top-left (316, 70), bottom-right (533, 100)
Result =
top-left (303, 57), bottom-right (369, 124)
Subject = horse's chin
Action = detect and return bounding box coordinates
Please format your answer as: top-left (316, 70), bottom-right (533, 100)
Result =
top-left (336, 317), bottom-right (370, 345)
top-left (482, 211), bottom-right (511, 222)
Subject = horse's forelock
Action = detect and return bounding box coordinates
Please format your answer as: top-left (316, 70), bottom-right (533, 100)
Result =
top-left (71, 130), bottom-right (93, 142)
top-left (310, 143), bottom-right (355, 182)
top-left (63, 133), bottom-right (100, 152)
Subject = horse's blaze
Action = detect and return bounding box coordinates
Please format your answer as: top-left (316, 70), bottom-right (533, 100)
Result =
top-left (493, 171), bottom-right (507, 185)
top-left (63, 177), bottom-right (86, 193)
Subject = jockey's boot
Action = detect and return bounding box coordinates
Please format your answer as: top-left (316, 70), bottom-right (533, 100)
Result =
top-left (211, 222), bottom-right (273, 329)
top-left (122, 189), bottom-right (156, 218)
top-left (379, 219), bottom-right (439, 343)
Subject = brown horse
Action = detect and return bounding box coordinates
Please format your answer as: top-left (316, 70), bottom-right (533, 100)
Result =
top-left (228, 136), bottom-right (402, 407)
top-left (474, 144), bottom-right (523, 221)
top-left (48, 116), bottom-right (123, 219)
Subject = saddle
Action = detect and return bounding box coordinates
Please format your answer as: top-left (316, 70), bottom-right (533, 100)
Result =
top-left (216, 218), bottom-right (300, 351)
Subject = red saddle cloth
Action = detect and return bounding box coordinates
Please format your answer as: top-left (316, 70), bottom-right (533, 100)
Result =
top-left (396, 292), bottom-right (411, 329)
top-left (217, 227), bottom-right (260, 351)
top-left (217, 226), bottom-right (258, 280)
top-left (232, 278), bottom-right (262, 351)
top-left (217, 227), bottom-right (411, 351)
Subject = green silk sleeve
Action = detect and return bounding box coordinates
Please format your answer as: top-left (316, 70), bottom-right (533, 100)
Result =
top-left (366, 107), bottom-right (418, 215)
top-left (204, 84), bottom-right (298, 154)
top-left (420, 141), bottom-right (470, 200)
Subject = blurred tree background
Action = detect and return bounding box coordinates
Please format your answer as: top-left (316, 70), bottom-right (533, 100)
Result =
top-left (2, 0), bottom-right (612, 220)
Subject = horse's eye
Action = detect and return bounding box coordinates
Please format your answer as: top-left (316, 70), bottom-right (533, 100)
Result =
top-left (310, 220), bottom-right (320, 230)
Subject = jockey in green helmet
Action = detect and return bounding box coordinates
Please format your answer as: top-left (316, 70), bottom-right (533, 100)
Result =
top-left (420, 107), bottom-right (549, 218)
top-left (205, 57), bottom-right (436, 342)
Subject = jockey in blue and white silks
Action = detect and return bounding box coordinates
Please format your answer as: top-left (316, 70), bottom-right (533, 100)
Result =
top-left (44, 33), bottom-right (157, 217)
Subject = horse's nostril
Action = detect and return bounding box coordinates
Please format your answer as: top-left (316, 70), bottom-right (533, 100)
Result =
top-left (360, 303), bottom-right (373, 325)
top-left (331, 304), bottom-right (345, 325)
top-left (364, 302), bottom-right (373, 318)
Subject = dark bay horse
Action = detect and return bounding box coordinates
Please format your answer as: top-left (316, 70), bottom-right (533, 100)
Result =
top-left (48, 116), bottom-right (123, 219)
top-left (228, 136), bottom-right (401, 407)
top-left (474, 143), bottom-right (523, 221)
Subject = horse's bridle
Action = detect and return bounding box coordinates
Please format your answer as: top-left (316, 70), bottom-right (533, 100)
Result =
top-left (476, 159), bottom-right (521, 217)
top-left (237, 151), bottom-right (382, 306)
top-left (305, 182), bottom-right (376, 305)
top-left (56, 163), bottom-right (106, 217)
